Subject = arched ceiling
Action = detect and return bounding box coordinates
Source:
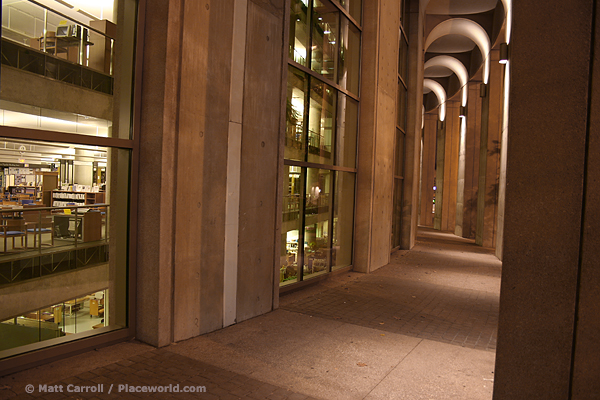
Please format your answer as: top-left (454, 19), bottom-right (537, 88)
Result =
top-left (423, 79), bottom-right (447, 121)
top-left (426, 0), bottom-right (498, 15)
top-left (427, 34), bottom-right (477, 53)
top-left (425, 56), bottom-right (469, 106)
top-left (422, 0), bottom-right (511, 114)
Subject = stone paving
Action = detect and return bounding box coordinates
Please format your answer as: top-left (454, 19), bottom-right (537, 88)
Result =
top-left (1, 227), bottom-right (501, 400)
top-left (1, 350), bottom-right (320, 400)
top-left (282, 274), bottom-right (498, 351)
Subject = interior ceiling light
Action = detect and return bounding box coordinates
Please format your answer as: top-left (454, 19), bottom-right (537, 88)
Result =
top-left (77, 8), bottom-right (98, 20)
top-left (54, 0), bottom-right (74, 9)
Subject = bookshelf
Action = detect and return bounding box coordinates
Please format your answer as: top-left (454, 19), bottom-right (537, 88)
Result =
top-left (51, 191), bottom-right (105, 207)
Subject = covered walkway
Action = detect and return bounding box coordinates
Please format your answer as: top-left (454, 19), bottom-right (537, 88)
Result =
top-left (0, 228), bottom-right (501, 400)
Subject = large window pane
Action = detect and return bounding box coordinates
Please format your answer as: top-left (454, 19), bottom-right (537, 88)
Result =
top-left (311, 0), bottom-right (339, 81)
top-left (338, 17), bottom-right (360, 95)
top-left (336, 94), bottom-right (357, 168)
top-left (399, 36), bottom-right (408, 80)
top-left (281, 166), bottom-right (303, 286)
top-left (285, 66), bottom-right (308, 161)
top-left (304, 168), bottom-right (331, 280)
top-left (1, 1), bottom-right (116, 98)
top-left (289, 0), bottom-right (310, 66)
top-left (308, 79), bottom-right (336, 165)
top-left (339, 0), bottom-right (362, 24)
top-left (0, 0), bottom-right (134, 359)
top-left (332, 171), bottom-right (354, 269)
top-left (0, 138), bottom-right (129, 355)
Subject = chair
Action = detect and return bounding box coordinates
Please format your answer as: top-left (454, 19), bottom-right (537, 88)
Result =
top-left (23, 206), bottom-right (54, 247)
top-left (0, 218), bottom-right (28, 252)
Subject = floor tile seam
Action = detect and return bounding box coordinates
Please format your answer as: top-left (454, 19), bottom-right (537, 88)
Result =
top-left (359, 338), bottom-right (424, 400)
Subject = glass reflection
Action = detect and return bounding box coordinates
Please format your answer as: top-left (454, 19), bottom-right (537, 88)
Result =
top-left (289, 0), bottom-right (310, 66)
top-left (308, 79), bottom-right (336, 165)
top-left (336, 94), bottom-right (358, 168)
top-left (312, 0), bottom-right (339, 80)
top-left (304, 168), bottom-right (331, 279)
top-left (332, 171), bottom-right (354, 269)
top-left (281, 166), bottom-right (302, 286)
top-left (285, 66), bottom-right (308, 161)
top-left (338, 17), bottom-right (360, 95)
top-left (0, 290), bottom-right (107, 353)
top-left (339, 0), bottom-right (362, 23)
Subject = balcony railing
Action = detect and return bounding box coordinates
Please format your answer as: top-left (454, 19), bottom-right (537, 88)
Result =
top-left (1, 0), bottom-right (115, 94)
top-left (0, 204), bottom-right (109, 286)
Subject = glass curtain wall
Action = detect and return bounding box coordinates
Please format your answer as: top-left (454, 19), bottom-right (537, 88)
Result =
top-left (0, 0), bottom-right (136, 359)
top-left (282, 0), bottom-right (361, 286)
top-left (391, 2), bottom-right (409, 249)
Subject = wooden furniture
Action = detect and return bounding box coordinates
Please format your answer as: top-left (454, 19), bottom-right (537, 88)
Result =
top-left (0, 218), bottom-right (27, 253)
top-left (53, 305), bottom-right (63, 324)
top-left (89, 20), bottom-right (116, 74)
top-left (29, 30), bottom-right (92, 64)
top-left (53, 211), bottom-right (102, 242)
top-left (89, 299), bottom-right (104, 317)
top-left (22, 205), bottom-right (54, 247)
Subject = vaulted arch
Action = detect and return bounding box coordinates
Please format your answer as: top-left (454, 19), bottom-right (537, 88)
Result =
top-left (424, 56), bottom-right (469, 106)
top-left (423, 79), bottom-right (447, 121)
top-left (425, 18), bottom-right (491, 84)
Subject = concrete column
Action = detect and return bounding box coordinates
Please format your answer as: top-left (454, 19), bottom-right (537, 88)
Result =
top-left (462, 80), bottom-right (481, 239)
top-left (569, 4), bottom-right (600, 397)
top-left (400, 0), bottom-right (424, 249)
top-left (136, 0), bottom-right (182, 347)
top-left (493, 0), bottom-right (594, 397)
top-left (495, 63), bottom-right (510, 259)
top-left (455, 113), bottom-right (467, 237)
top-left (419, 114), bottom-right (437, 227)
top-left (476, 50), bottom-right (502, 248)
top-left (354, 0), bottom-right (399, 272)
top-left (235, 0), bottom-right (283, 324)
top-left (441, 100), bottom-right (459, 232)
top-left (433, 119), bottom-right (445, 230)
top-left (136, 0), bottom-right (283, 346)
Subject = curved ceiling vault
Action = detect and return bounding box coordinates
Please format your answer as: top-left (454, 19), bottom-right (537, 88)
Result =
top-left (423, 79), bottom-right (447, 121)
top-left (425, 18), bottom-right (491, 84)
top-left (424, 56), bottom-right (469, 106)
top-left (421, 0), bottom-right (511, 118)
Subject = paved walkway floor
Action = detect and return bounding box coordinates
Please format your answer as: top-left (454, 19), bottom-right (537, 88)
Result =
top-left (0, 228), bottom-right (502, 400)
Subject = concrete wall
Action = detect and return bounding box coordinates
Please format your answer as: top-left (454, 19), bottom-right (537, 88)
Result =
top-left (354, 0), bottom-right (399, 272)
top-left (0, 66), bottom-right (113, 121)
top-left (493, 0), bottom-right (597, 398)
top-left (0, 264), bottom-right (109, 321)
top-left (136, 0), bottom-right (283, 346)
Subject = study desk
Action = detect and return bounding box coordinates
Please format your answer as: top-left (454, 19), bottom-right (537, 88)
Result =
top-left (53, 211), bottom-right (102, 242)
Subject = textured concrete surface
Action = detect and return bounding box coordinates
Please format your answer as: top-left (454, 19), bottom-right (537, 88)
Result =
top-left (0, 228), bottom-right (499, 399)
top-left (493, 0), bottom-right (594, 398)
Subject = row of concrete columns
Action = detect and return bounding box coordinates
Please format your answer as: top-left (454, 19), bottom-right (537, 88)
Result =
top-left (419, 49), bottom-right (506, 253)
